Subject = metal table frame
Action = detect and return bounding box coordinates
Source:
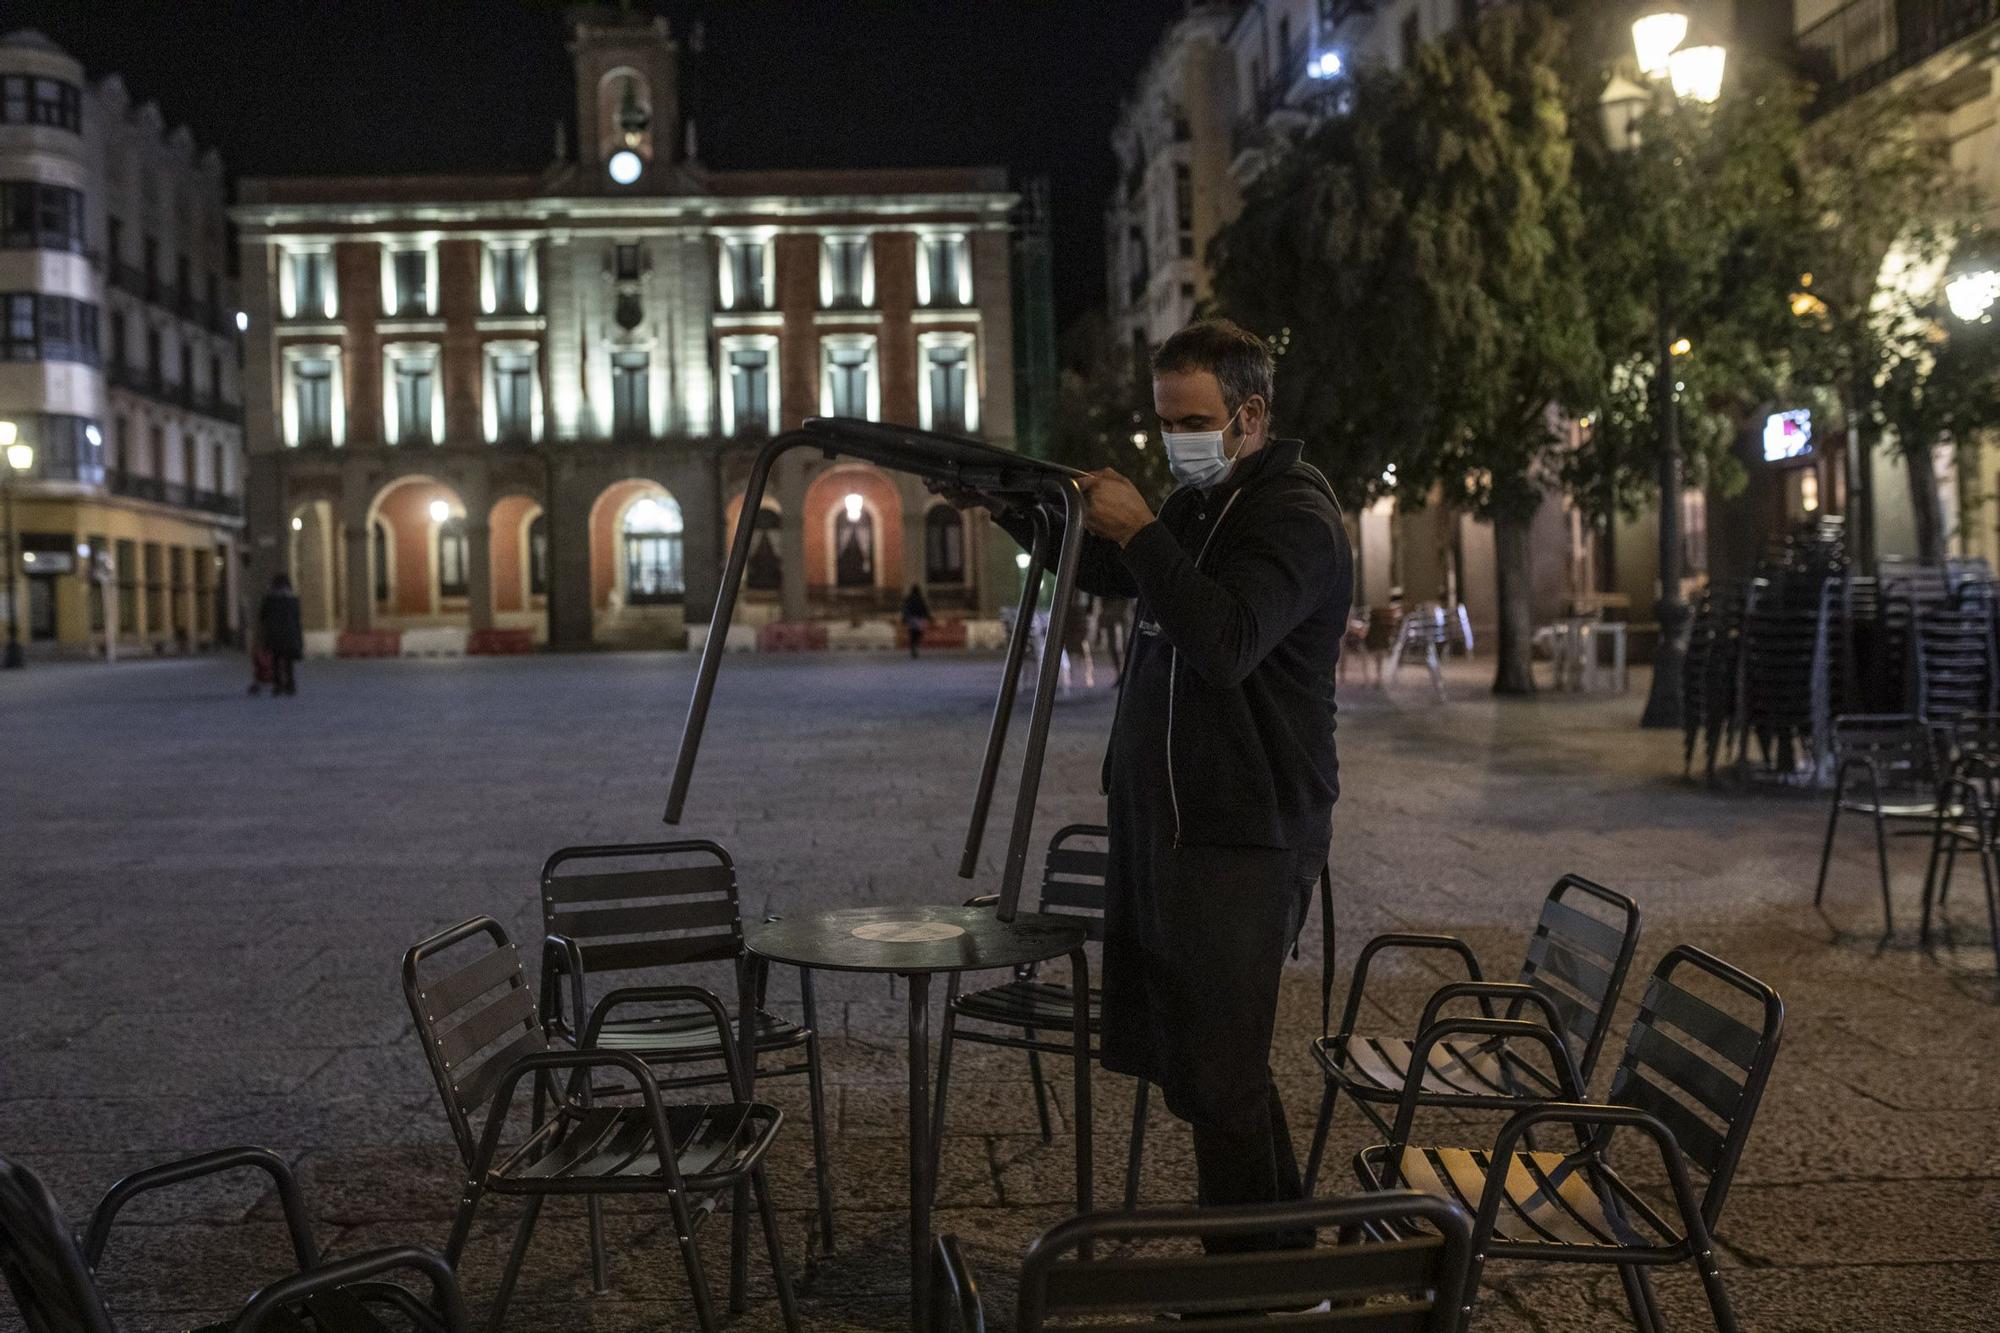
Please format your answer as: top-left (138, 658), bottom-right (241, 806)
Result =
top-left (665, 417), bottom-right (1088, 920)
top-left (662, 418), bottom-right (1096, 1331)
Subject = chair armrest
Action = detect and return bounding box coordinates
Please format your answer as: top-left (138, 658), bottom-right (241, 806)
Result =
top-left (961, 894), bottom-right (1000, 908)
top-left (1382, 1017), bottom-right (1588, 1165)
top-left (231, 1245), bottom-right (467, 1333)
top-left (86, 1146), bottom-right (317, 1271)
top-left (1418, 981), bottom-right (1568, 1039)
top-left (540, 933), bottom-right (588, 1046)
top-left (1339, 934), bottom-right (1484, 1040)
top-left (583, 984), bottom-right (750, 1100)
top-left (1481, 1100), bottom-right (1717, 1240)
top-left (932, 1234), bottom-right (986, 1333)
top-left (472, 1048), bottom-right (687, 1188)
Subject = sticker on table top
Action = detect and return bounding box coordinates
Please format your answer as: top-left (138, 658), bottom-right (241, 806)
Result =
top-left (849, 920), bottom-right (968, 943)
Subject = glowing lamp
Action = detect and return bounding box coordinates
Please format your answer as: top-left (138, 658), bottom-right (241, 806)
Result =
top-left (1631, 8), bottom-right (1690, 77)
top-left (843, 493), bottom-right (864, 523)
top-left (1014, 552), bottom-right (1031, 571)
top-left (608, 150), bottom-right (643, 186)
top-left (4, 442), bottom-right (30, 472)
top-left (1309, 50), bottom-right (1344, 80)
top-left (1946, 269), bottom-right (2000, 322)
top-left (428, 499), bottom-right (451, 523)
top-left (1670, 337), bottom-right (1692, 356)
top-left (1667, 44), bottom-right (1726, 104)
top-left (84, 424), bottom-right (101, 447)
top-left (290, 515), bottom-right (303, 532)
top-left (234, 310), bottom-right (249, 332)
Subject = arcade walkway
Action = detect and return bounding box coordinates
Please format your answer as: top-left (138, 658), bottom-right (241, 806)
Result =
top-left (3, 654), bottom-right (1996, 1330)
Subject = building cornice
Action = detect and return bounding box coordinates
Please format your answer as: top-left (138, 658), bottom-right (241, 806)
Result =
top-left (232, 191), bottom-right (1019, 233)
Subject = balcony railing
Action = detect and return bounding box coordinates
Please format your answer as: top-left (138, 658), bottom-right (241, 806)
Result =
top-left (104, 361), bottom-right (242, 422)
top-left (108, 471), bottom-right (242, 516)
top-left (1798, 0), bottom-right (1999, 102)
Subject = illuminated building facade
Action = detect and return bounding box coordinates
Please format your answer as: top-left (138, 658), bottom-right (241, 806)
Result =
top-left (234, 9), bottom-right (1019, 651)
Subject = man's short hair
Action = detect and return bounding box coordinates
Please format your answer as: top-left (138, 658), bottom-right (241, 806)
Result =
top-left (1151, 319), bottom-right (1275, 419)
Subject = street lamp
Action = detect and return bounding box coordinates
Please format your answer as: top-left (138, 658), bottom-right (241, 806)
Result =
top-left (3, 423), bottom-right (31, 669)
top-left (1946, 267), bottom-right (2000, 323)
top-left (1601, 6), bottom-right (1727, 730)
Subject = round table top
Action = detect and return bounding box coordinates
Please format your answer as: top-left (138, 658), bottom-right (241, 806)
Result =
top-left (744, 904), bottom-right (1090, 975)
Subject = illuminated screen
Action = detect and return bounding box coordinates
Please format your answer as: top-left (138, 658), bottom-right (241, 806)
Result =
top-left (1763, 409), bottom-right (1813, 463)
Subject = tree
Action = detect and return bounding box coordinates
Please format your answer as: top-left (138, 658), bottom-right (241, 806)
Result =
top-left (1213, 4), bottom-right (1597, 695)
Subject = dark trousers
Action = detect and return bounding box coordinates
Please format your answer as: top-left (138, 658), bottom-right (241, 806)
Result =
top-left (907, 627), bottom-right (923, 658)
top-left (1101, 842), bottom-right (1320, 1253)
top-left (272, 653), bottom-right (296, 694)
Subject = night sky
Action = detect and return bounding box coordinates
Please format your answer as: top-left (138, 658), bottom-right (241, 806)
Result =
top-left (5, 0), bottom-right (1181, 330)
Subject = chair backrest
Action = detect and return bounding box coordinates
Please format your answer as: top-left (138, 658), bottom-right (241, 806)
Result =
top-left (1830, 713), bottom-right (1939, 789)
top-left (1036, 824), bottom-right (1110, 941)
top-left (1605, 946), bottom-right (1784, 1229)
top-left (1013, 1192), bottom-right (1472, 1332)
top-left (0, 1155), bottom-right (117, 1333)
top-left (539, 841), bottom-right (744, 980)
top-left (402, 917), bottom-right (550, 1167)
top-left (1513, 875), bottom-right (1641, 1085)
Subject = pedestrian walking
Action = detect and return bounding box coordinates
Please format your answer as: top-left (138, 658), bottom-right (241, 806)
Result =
top-left (947, 318), bottom-right (1351, 1256)
top-left (901, 583), bottom-right (931, 659)
top-left (255, 572), bottom-right (304, 696)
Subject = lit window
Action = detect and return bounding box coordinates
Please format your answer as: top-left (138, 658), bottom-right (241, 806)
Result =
top-left (720, 238), bottom-right (771, 310)
top-left (721, 335), bottom-right (778, 437)
top-left (390, 351), bottom-right (435, 445)
top-left (390, 249), bottom-right (429, 316)
top-left (918, 233), bottom-right (971, 307)
top-left (612, 351), bottom-right (650, 437)
top-left (294, 357), bottom-right (333, 446)
top-left (437, 517), bottom-right (468, 598)
top-left (919, 334), bottom-right (978, 433)
top-left (925, 505), bottom-right (965, 584)
top-left (287, 249), bottom-right (335, 319)
top-left (623, 494), bottom-right (684, 603)
top-left (491, 351), bottom-right (535, 443)
top-left (489, 244), bottom-right (532, 314)
top-left (822, 339), bottom-right (877, 420)
top-left (822, 235), bottom-right (871, 308)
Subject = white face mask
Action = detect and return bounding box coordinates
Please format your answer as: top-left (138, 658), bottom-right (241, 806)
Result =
top-left (1162, 406), bottom-right (1246, 489)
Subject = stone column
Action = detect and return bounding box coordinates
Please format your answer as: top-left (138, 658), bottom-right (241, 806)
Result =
top-left (465, 520), bottom-right (494, 632)
top-left (778, 458), bottom-right (808, 623)
top-left (902, 480), bottom-right (928, 595)
top-left (546, 464), bottom-right (595, 649)
top-left (342, 524), bottom-right (372, 632)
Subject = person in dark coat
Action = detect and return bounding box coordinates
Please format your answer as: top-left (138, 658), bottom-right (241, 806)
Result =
top-left (962, 319), bottom-right (1351, 1253)
top-left (901, 584), bottom-right (931, 659)
top-left (256, 572), bottom-right (304, 696)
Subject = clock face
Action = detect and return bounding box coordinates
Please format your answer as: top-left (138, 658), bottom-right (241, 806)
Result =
top-left (608, 150), bottom-right (643, 186)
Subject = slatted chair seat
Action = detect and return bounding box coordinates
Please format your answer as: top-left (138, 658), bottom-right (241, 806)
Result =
top-left (589, 1005), bottom-right (807, 1056)
top-left (492, 1102), bottom-right (781, 1192)
top-left (1351, 946), bottom-right (1786, 1333)
top-left (404, 917), bottom-right (799, 1333)
top-left (539, 840), bottom-right (835, 1256)
top-left (1302, 875), bottom-right (1641, 1193)
top-left (1356, 1145), bottom-right (1676, 1254)
top-left (1336, 1033), bottom-right (1565, 1104)
top-left (952, 977), bottom-right (1103, 1034)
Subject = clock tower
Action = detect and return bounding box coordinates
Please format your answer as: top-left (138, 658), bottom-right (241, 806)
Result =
top-left (567, 5), bottom-right (681, 190)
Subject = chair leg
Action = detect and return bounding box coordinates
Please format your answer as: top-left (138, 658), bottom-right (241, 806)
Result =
top-left (444, 1181), bottom-right (483, 1268)
top-left (486, 1195), bottom-right (544, 1333)
top-left (1617, 1262), bottom-right (1664, 1333)
top-left (752, 1165), bottom-right (803, 1333)
top-left (803, 1029), bottom-right (837, 1254)
top-left (1690, 1241), bottom-right (1742, 1333)
top-left (1813, 793), bottom-right (1843, 909)
top-left (1921, 820), bottom-right (1948, 951)
top-left (1979, 841), bottom-right (2000, 979)
top-left (586, 1196), bottom-right (609, 1295)
top-left (667, 1187), bottom-right (721, 1333)
top-left (1022, 1028), bottom-right (1055, 1143)
top-left (1123, 1079), bottom-right (1149, 1211)
top-left (1301, 1077), bottom-right (1340, 1195)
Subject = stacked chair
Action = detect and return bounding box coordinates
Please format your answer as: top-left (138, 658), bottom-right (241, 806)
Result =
top-left (1921, 713), bottom-right (2000, 971)
top-left (0, 1147), bottom-right (466, 1332)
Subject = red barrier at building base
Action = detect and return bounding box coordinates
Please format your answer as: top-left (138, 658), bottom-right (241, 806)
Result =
top-left (468, 628), bottom-right (536, 655)
top-left (756, 622), bottom-right (831, 652)
top-left (897, 618), bottom-right (968, 649)
top-left (336, 629), bottom-right (401, 658)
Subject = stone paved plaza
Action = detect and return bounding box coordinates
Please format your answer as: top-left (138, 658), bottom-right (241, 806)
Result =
top-left (5, 651), bottom-right (2000, 1331)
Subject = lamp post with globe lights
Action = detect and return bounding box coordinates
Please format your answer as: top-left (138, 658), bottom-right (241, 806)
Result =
top-left (3, 421), bottom-right (32, 668)
top-left (1598, 2), bottom-right (1727, 730)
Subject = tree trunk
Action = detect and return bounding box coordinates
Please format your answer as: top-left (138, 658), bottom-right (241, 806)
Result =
top-left (1848, 379), bottom-right (1877, 570)
top-left (1904, 439), bottom-right (1948, 565)
top-left (1492, 508), bottom-right (1537, 696)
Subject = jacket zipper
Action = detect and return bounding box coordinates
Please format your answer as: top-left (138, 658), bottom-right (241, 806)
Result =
top-left (1167, 487), bottom-right (1244, 846)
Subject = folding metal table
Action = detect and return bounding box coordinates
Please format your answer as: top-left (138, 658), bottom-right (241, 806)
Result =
top-left (664, 418), bottom-right (1098, 1332)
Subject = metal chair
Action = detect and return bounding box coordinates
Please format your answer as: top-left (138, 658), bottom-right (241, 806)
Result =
top-left (930, 824), bottom-right (1151, 1210)
top-left (0, 1145), bottom-right (465, 1332)
top-left (537, 840), bottom-right (835, 1254)
top-left (932, 1191), bottom-right (1473, 1331)
top-left (1385, 603), bottom-right (1449, 699)
top-left (1302, 874), bottom-right (1641, 1193)
top-left (1354, 946), bottom-right (1785, 1333)
top-left (1920, 713), bottom-right (2000, 967)
top-left (403, 917), bottom-right (798, 1333)
top-left (1812, 714), bottom-right (1951, 938)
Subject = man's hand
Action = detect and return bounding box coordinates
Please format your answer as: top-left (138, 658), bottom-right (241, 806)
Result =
top-left (1079, 468), bottom-right (1155, 548)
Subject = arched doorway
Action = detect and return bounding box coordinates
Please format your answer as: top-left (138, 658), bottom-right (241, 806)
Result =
top-left (366, 476), bottom-right (470, 625)
top-left (488, 493), bottom-right (548, 643)
top-left (725, 493), bottom-right (785, 598)
top-left (833, 493), bottom-right (874, 588)
top-left (287, 497), bottom-right (339, 634)
top-left (589, 478), bottom-right (686, 648)
top-left (802, 464), bottom-right (901, 612)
